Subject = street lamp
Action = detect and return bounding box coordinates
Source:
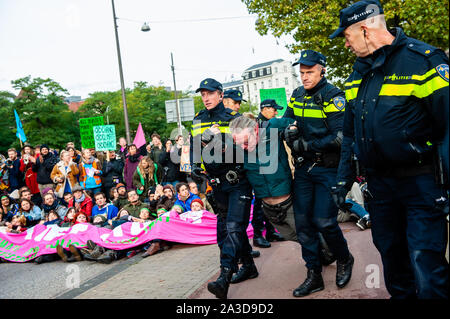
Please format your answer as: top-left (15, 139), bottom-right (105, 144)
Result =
top-left (111, 0), bottom-right (149, 144)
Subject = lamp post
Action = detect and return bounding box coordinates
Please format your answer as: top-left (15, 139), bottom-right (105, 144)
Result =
top-left (111, 0), bottom-right (150, 144)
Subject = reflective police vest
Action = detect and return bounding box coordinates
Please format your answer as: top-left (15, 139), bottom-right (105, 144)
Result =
top-left (341, 27), bottom-right (449, 175)
top-left (283, 78), bottom-right (346, 166)
top-left (189, 102), bottom-right (241, 177)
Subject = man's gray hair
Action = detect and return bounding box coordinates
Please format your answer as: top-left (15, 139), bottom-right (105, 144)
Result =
top-left (229, 113), bottom-right (258, 134)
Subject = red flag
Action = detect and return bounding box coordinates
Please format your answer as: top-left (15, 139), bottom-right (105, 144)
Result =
top-left (133, 122), bottom-right (146, 149)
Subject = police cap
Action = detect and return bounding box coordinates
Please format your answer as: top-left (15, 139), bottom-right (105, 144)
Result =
top-left (329, 0), bottom-right (384, 39)
top-left (293, 50), bottom-right (326, 67)
top-left (260, 99), bottom-right (283, 110)
top-left (195, 78), bottom-right (223, 93)
top-left (223, 89), bottom-right (246, 102)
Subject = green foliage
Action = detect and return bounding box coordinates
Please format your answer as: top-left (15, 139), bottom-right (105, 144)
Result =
top-left (243, 0), bottom-right (449, 87)
top-left (0, 91), bottom-right (16, 154)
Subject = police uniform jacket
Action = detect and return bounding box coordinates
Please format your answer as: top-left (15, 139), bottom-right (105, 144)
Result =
top-left (337, 27), bottom-right (449, 184)
top-left (189, 102), bottom-right (242, 178)
top-left (283, 77), bottom-right (346, 165)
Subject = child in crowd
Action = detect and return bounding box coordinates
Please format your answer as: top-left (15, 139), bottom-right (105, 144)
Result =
top-left (74, 211), bottom-right (90, 224)
top-left (42, 210), bottom-right (62, 226)
top-left (61, 207), bottom-right (77, 227)
top-left (4, 215), bottom-right (27, 233)
top-left (190, 199), bottom-right (204, 212)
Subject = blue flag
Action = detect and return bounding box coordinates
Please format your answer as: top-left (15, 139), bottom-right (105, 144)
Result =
top-left (14, 109), bottom-right (27, 142)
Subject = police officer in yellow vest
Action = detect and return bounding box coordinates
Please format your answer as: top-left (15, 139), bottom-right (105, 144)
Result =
top-left (330, 0), bottom-right (448, 299)
top-left (189, 78), bottom-right (257, 299)
top-left (283, 50), bottom-right (354, 297)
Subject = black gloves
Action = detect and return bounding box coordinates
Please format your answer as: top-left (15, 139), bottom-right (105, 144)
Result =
top-left (331, 182), bottom-right (351, 210)
top-left (190, 164), bottom-right (206, 183)
top-left (283, 124), bottom-right (300, 147)
top-left (292, 138), bottom-right (309, 154)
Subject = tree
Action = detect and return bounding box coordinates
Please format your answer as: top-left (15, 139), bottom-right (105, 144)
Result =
top-left (0, 91), bottom-right (16, 154)
top-left (243, 0), bottom-right (449, 86)
top-left (11, 76), bottom-right (80, 150)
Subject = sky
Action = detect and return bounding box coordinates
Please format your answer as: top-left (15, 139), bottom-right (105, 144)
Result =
top-left (0, 0), bottom-right (298, 99)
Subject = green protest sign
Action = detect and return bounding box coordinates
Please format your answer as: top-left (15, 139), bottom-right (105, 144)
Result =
top-left (79, 116), bottom-right (104, 149)
top-left (259, 88), bottom-right (288, 116)
top-left (93, 125), bottom-right (116, 151)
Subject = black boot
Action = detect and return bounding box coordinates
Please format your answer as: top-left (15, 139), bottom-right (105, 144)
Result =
top-left (336, 253), bottom-right (354, 288)
top-left (250, 250), bottom-right (260, 258)
top-left (266, 231), bottom-right (285, 242)
top-left (293, 269), bottom-right (324, 297)
top-left (253, 234), bottom-right (271, 248)
top-left (231, 263), bottom-right (259, 284)
top-left (207, 267), bottom-right (234, 299)
top-left (96, 250), bottom-right (117, 264)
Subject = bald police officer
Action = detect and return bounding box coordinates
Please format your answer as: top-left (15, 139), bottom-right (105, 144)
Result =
top-left (330, 0), bottom-right (448, 299)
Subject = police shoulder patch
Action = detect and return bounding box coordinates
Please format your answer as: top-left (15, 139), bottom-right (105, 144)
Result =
top-left (436, 64), bottom-right (449, 82)
top-left (333, 96), bottom-right (346, 111)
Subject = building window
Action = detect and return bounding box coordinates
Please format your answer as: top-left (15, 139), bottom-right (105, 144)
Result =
top-left (275, 78), bottom-right (279, 87)
top-left (284, 65), bottom-right (288, 73)
top-left (266, 67), bottom-right (271, 75)
top-left (268, 79), bottom-right (272, 88)
top-left (285, 77), bottom-right (289, 85)
top-left (252, 71), bottom-right (256, 78)
top-left (261, 81), bottom-right (264, 89)
top-left (274, 67), bottom-right (278, 73)
top-left (254, 83), bottom-right (257, 91)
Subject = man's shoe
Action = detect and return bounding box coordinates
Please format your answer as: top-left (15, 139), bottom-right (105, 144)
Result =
top-left (142, 242), bottom-right (161, 258)
top-left (69, 245), bottom-right (82, 261)
top-left (96, 250), bottom-right (116, 264)
top-left (56, 245), bottom-right (68, 262)
top-left (293, 269), bottom-right (324, 297)
top-left (266, 231), bottom-right (285, 242)
top-left (86, 240), bottom-right (97, 251)
top-left (336, 253), bottom-right (354, 288)
top-left (207, 267), bottom-right (233, 299)
top-left (34, 256), bottom-right (45, 264)
top-left (251, 250), bottom-right (260, 258)
top-left (89, 244), bottom-right (105, 259)
top-left (356, 217), bottom-right (371, 230)
top-left (253, 235), bottom-right (271, 248)
top-left (231, 264), bottom-right (259, 284)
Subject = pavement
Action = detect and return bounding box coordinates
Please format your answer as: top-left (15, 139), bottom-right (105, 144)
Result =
top-left (49, 221), bottom-right (390, 299)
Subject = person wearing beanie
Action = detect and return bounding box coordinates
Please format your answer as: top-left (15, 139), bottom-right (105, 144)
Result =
top-left (112, 183), bottom-right (129, 210)
top-left (190, 198), bottom-right (204, 212)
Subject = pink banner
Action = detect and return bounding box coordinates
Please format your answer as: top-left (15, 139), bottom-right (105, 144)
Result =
top-left (0, 211), bottom-right (254, 263)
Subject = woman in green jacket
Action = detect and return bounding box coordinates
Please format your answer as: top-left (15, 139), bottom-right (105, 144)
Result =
top-left (132, 156), bottom-right (163, 202)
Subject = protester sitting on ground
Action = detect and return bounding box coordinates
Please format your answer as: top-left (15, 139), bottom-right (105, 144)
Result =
top-left (60, 207), bottom-right (77, 227)
top-left (92, 192), bottom-right (119, 221)
top-left (62, 192), bottom-right (73, 207)
top-left (16, 198), bottom-right (42, 226)
top-left (337, 181), bottom-right (371, 230)
top-left (171, 204), bottom-right (184, 215)
top-left (133, 156), bottom-right (163, 202)
top-left (102, 150), bottom-right (124, 201)
top-left (56, 243), bottom-right (83, 263)
top-left (190, 198), bottom-right (205, 212)
top-left (50, 150), bottom-right (80, 200)
top-left (1, 194), bottom-right (18, 221)
top-left (32, 144), bottom-right (58, 196)
top-left (112, 183), bottom-right (129, 210)
top-left (125, 207), bottom-right (155, 258)
top-left (78, 148), bottom-right (103, 195)
top-left (173, 182), bottom-right (201, 213)
top-left (188, 181), bottom-right (214, 214)
top-left (122, 190), bottom-right (150, 218)
top-left (42, 210), bottom-right (62, 226)
top-left (68, 185), bottom-right (93, 216)
top-left (150, 184), bottom-right (176, 213)
top-left (123, 144), bottom-right (143, 191)
top-left (91, 214), bottom-right (107, 227)
top-left (109, 186), bottom-right (119, 204)
top-left (18, 186), bottom-right (38, 207)
top-left (42, 192), bottom-right (67, 219)
top-left (3, 215), bottom-right (27, 233)
top-left (19, 145), bottom-right (41, 206)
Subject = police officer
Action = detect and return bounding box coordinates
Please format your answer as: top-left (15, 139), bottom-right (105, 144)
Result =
top-left (283, 50), bottom-right (354, 297)
top-left (252, 99), bottom-right (286, 248)
top-left (330, 0), bottom-right (448, 299)
top-left (223, 89), bottom-right (245, 113)
top-left (190, 78), bottom-right (256, 299)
